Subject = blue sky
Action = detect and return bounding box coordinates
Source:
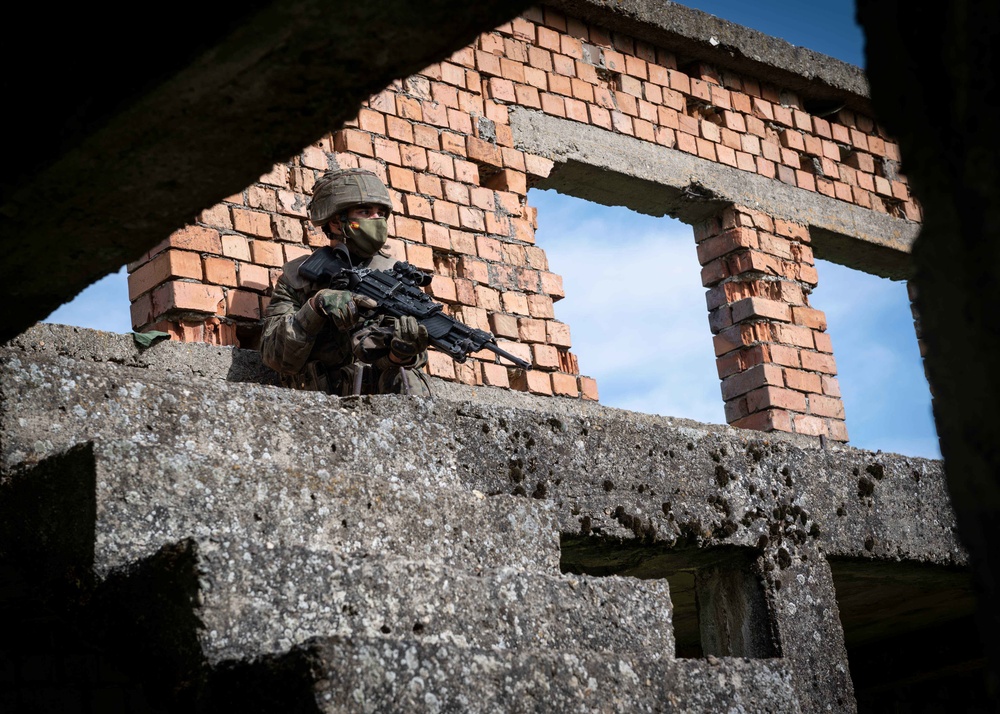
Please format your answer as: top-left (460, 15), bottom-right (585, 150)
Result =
top-left (42, 1), bottom-right (941, 458)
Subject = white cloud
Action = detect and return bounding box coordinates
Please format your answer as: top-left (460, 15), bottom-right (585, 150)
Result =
top-left (535, 189), bottom-right (726, 425)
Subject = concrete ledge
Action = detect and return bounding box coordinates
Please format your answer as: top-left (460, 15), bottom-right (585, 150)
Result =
top-left (512, 108), bottom-right (920, 279)
top-left (303, 635), bottom-right (799, 713)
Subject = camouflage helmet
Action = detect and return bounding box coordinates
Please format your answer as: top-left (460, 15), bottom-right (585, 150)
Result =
top-left (307, 168), bottom-right (392, 226)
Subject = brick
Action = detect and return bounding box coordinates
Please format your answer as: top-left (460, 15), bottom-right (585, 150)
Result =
top-left (152, 281), bottom-right (224, 316)
top-left (481, 362), bottom-right (510, 388)
top-left (510, 369), bottom-right (553, 395)
top-left (169, 225), bottom-right (223, 254)
top-left (270, 214), bottom-right (302, 243)
top-left (426, 350), bottom-right (457, 379)
top-left (547, 372), bottom-right (577, 397)
top-left (732, 408), bottom-right (793, 434)
top-left (610, 111), bottom-right (633, 135)
top-left (129, 294), bottom-right (153, 330)
top-left (501, 291), bottom-right (530, 316)
top-left (721, 363), bottom-right (784, 400)
top-left (731, 297), bottom-right (791, 323)
top-left (809, 394), bottom-right (845, 419)
top-left (247, 185), bottom-right (277, 212)
top-left (403, 244), bottom-right (433, 272)
top-left (811, 328), bottom-right (834, 355)
top-left (773, 323), bottom-right (815, 349)
top-left (773, 219), bottom-right (810, 242)
top-left (429, 275), bottom-right (457, 303)
top-left (716, 144), bottom-right (738, 167)
top-left (332, 128), bottom-right (374, 156)
top-left (128, 250), bottom-right (203, 300)
top-left (746, 386), bottom-right (807, 413)
top-left (777, 129), bottom-right (804, 153)
top-left (237, 262), bottom-right (270, 292)
top-left (203, 256), bottom-right (237, 287)
top-left (735, 151), bottom-right (756, 172)
top-left (428, 152), bottom-right (455, 179)
top-left (199, 204), bottom-right (233, 230)
top-left (484, 169), bottom-right (527, 194)
top-left (489, 312), bottom-right (520, 339)
top-left (773, 104), bottom-right (794, 127)
top-left (458, 206), bottom-right (486, 232)
top-left (466, 136), bottom-right (502, 167)
top-left (577, 376), bottom-right (598, 401)
top-left (284, 244), bottom-right (311, 263)
top-left (713, 324), bottom-right (756, 356)
top-left (232, 209), bottom-right (274, 239)
top-left (783, 368), bottom-right (823, 394)
top-left (800, 350), bottom-right (837, 374)
top-left (225, 289), bottom-right (260, 319)
top-left (527, 294), bottom-right (554, 319)
top-left (769, 343), bottom-right (801, 367)
top-left (539, 272), bottom-right (564, 298)
top-left (696, 227), bottom-right (758, 265)
top-left (827, 419), bottom-right (849, 442)
top-left (792, 413), bottom-right (827, 437)
top-left (791, 306), bottom-right (827, 330)
top-left (250, 240), bottom-right (285, 267)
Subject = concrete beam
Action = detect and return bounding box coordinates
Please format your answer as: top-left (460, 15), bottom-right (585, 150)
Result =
top-left (511, 108), bottom-right (919, 279)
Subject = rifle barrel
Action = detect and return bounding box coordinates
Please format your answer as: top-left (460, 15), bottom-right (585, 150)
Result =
top-left (484, 343), bottom-right (532, 370)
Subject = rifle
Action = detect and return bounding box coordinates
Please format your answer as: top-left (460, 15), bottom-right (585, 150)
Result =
top-left (299, 244), bottom-right (532, 370)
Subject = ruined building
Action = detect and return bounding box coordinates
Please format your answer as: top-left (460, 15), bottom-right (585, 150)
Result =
top-left (2, 1), bottom-right (996, 712)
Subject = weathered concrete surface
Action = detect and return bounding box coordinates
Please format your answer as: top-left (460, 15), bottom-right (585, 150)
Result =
top-left (83, 440), bottom-right (559, 576)
top-left (512, 108), bottom-right (920, 279)
top-left (1, 324), bottom-right (972, 712)
top-left (301, 637), bottom-right (800, 713)
top-left (129, 539), bottom-right (675, 666)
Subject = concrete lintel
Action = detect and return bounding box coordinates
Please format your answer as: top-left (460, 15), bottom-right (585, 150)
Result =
top-left (547, 0), bottom-right (871, 113)
top-left (512, 108), bottom-right (919, 280)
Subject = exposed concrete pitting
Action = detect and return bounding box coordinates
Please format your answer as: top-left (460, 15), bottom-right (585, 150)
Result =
top-left (1, 325), bottom-right (981, 712)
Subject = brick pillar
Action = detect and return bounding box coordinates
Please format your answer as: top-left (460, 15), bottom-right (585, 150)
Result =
top-left (695, 205), bottom-right (848, 442)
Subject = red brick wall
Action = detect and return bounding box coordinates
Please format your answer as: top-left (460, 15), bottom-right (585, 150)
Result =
top-left (127, 5), bottom-right (920, 441)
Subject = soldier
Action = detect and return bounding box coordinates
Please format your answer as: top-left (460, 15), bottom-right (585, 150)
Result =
top-left (260, 168), bottom-right (432, 396)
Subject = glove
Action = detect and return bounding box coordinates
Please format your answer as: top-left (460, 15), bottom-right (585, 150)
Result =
top-left (389, 315), bottom-right (429, 362)
top-left (312, 289), bottom-right (371, 331)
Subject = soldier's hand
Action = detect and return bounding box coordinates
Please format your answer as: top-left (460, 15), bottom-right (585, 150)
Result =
top-left (312, 290), bottom-right (374, 330)
top-left (389, 315), bottom-right (429, 362)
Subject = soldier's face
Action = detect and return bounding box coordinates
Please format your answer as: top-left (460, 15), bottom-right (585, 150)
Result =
top-left (348, 204), bottom-right (389, 220)
top-left (330, 204), bottom-right (389, 235)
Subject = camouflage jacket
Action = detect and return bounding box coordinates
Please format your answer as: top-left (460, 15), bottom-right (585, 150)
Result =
top-left (260, 249), bottom-right (428, 394)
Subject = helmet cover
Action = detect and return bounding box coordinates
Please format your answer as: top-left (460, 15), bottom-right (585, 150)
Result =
top-left (307, 168), bottom-right (392, 226)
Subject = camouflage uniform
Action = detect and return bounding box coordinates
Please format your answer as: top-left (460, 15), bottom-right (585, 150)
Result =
top-left (260, 168), bottom-right (431, 396)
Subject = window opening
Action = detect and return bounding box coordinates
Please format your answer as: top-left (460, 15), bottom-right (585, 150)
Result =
top-left (531, 188), bottom-right (724, 425)
top-left (561, 535), bottom-right (779, 659)
top-left (810, 259), bottom-right (938, 458)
